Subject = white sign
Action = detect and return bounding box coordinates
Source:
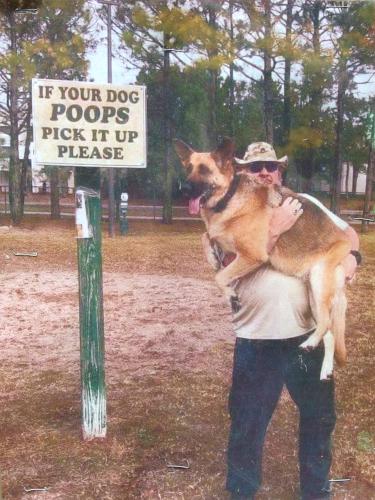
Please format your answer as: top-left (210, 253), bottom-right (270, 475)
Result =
top-left (32, 79), bottom-right (147, 168)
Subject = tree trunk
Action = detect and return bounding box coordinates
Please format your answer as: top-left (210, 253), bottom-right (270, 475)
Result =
top-left (20, 103), bottom-right (32, 213)
top-left (50, 167), bottom-right (60, 219)
top-left (8, 11), bottom-right (22, 225)
top-left (344, 162), bottom-right (349, 198)
top-left (352, 164), bottom-right (359, 194)
top-left (162, 34), bottom-right (173, 224)
top-left (282, 0), bottom-right (293, 147)
top-left (361, 148), bottom-right (374, 233)
top-left (207, 5), bottom-right (219, 146)
top-left (330, 60), bottom-right (348, 214)
top-left (300, 173), bottom-right (314, 193)
top-left (311, 2), bottom-right (322, 120)
top-left (263, 0), bottom-right (273, 143)
top-left (228, 0), bottom-right (235, 137)
top-left (306, 2), bottom-right (323, 185)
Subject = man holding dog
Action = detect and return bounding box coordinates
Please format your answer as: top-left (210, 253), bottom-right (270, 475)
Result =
top-left (206, 142), bottom-right (360, 500)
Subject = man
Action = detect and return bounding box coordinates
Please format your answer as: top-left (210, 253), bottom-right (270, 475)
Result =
top-left (203, 142), bottom-right (360, 500)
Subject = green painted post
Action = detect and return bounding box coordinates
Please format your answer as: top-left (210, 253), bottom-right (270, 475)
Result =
top-left (76, 187), bottom-right (106, 439)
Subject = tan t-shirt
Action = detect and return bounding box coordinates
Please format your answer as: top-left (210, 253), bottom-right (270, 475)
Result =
top-left (232, 265), bottom-right (316, 340)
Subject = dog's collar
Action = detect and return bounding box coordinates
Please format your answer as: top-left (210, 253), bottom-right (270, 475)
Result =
top-left (212, 175), bottom-right (241, 213)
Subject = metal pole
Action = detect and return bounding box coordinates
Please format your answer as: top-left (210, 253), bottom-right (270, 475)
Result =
top-left (229, 0), bottom-right (234, 137)
top-left (106, 2), bottom-right (116, 237)
top-left (76, 188), bottom-right (106, 439)
top-left (162, 34), bottom-right (173, 223)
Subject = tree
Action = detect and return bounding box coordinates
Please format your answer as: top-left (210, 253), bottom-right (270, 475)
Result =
top-left (326, 1), bottom-right (375, 212)
top-left (281, 0), bottom-right (295, 148)
top-left (342, 93), bottom-right (368, 195)
top-left (0, 0), bottom-right (91, 223)
top-left (109, 0), bottom-right (375, 209)
top-left (0, 2), bottom-right (42, 223)
top-left (31, 0), bottom-right (92, 217)
top-left (285, 0), bottom-right (334, 191)
top-left (113, 0), bottom-right (230, 222)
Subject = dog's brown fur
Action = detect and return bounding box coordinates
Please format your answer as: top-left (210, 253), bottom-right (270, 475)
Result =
top-left (174, 138), bottom-right (350, 375)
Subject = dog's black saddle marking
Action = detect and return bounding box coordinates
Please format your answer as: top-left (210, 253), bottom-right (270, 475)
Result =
top-left (212, 174), bottom-right (241, 213)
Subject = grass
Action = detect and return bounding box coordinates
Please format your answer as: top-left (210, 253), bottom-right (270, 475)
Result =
top-left (0, 217), bottom-right (374, 499)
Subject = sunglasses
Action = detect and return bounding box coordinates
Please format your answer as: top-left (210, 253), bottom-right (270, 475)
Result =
top-left (247, 162), bottom-right (279, 173)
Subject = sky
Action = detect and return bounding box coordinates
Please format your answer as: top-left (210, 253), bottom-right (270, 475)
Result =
top-left (87, 38), bottom-right (135, 85)
top-left (87, 1), bottom-right (137, 86)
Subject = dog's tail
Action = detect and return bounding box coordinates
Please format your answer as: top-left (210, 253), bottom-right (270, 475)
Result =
top-left (331, 267), bottom-right (347, 366)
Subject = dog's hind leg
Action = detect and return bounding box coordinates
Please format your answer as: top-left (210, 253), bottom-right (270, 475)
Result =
top-left (300, 240), bottom-right (350, 353)
top-left (300, 260), bottom-right (334, 352)
top-left (320, 331), bottom-right (335, 381)
top-left (302, 263), bottom-right (347, 379)
top-left (304, 281), bottom-right (334, 380)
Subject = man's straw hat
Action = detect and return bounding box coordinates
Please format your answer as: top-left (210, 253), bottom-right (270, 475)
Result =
top-left (235, 142), bottom-right (288, 168)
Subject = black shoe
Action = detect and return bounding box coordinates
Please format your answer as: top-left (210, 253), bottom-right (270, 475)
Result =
top-left (301, 487), bottom-right (331, 500)
top-left (230, 493), bottom-right (254, 500)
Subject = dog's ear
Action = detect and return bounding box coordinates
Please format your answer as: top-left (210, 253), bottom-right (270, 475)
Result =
top-left (215, 137), bottom-right (235, 162)
top-left (173, 139), bottom-right (194, 166)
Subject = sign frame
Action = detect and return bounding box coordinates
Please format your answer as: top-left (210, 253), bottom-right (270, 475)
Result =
top-left (32, 78), bottom-right (147, 169)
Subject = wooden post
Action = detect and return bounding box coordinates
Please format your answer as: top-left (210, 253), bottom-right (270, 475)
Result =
top-left (76, 187), bottom-right (106, 439)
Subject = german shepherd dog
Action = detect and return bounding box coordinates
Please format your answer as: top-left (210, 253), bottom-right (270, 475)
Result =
top-left (174, 137), bottom-right (351, 380)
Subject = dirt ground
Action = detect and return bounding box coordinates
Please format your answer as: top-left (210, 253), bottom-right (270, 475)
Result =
top-left (0, 216), bottom-right (374, 500)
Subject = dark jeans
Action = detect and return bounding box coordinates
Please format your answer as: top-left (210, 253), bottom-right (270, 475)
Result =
top-left (226, 333), bottom-right (336, 500)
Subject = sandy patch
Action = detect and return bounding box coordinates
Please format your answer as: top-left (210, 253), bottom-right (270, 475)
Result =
top-left (0, 270), bottom-right (234, 389)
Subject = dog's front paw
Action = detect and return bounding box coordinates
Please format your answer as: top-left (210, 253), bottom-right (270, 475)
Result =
top-left (202, 233), bottom-right (221, 271)
top-left (230, 295), bottom-right (241, 313)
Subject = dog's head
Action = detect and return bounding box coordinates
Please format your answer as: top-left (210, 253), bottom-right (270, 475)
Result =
top-left (173, 137), bottom-right (235, 214)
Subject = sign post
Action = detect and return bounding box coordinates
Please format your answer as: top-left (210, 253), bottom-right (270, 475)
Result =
top-left (76, 188), bottom-right (106, 439)
top-left (32, 78), bottom-right (147, 439)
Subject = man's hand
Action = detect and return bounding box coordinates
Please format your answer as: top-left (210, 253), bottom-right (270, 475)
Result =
top-left (267, 197), bottom-right (303, 252)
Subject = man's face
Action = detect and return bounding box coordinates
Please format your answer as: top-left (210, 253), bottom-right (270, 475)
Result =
top-left (244, 161), bottom-right (282, 186)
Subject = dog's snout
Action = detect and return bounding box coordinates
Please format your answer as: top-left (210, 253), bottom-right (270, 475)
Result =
top-left (180, 181), bottom-right (193, 197)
